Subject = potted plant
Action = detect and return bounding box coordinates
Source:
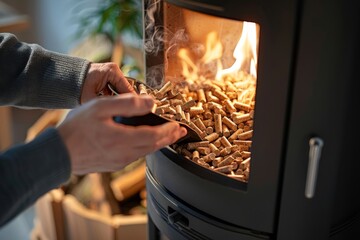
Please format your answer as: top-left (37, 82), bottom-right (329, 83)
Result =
top-left (71, 0), bottom-right (144, 78)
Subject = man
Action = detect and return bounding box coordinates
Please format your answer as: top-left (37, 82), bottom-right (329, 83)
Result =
top-left (0, 33), bottom-right (186, 226)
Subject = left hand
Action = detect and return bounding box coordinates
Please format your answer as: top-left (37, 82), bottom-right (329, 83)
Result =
top-left (80, 62), bottom-right (135, 103)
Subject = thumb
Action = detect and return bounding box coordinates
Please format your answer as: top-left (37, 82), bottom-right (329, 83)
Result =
top-left (94, 94), bottom-right (154, 118)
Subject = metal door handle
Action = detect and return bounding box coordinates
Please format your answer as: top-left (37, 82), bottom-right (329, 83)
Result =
top-left (305, 137), bottom-right (324, 199)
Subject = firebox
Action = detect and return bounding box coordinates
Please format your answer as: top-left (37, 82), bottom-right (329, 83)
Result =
top-left (142, 0), bottom-right (360, 239)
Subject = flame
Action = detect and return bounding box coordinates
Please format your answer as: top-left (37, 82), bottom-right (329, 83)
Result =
top-left (216, 22), bottom-right (258, 79)
top-left (178, 21), bottom-right (259, 82)
top-left (178, 48), bottom-right (198, 82)
top-left (201, 31), bottom-right (223, 64)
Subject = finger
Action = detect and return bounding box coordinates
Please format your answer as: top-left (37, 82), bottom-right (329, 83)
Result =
top-left (93, 94), bottom-right (154, 118)
top-left (112, 77), bottom-right (136, 94)
top-left (125, 125), bottom-right (187, 158)
top-left (107, 66), bottom-right (136, 94)
top-left (154, 124), bottom-right (187, 148)
top-left (117, 122), bottom-right (187, 149)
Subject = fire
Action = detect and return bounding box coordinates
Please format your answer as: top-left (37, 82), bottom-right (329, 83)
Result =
top-left (178, 48), bottom-right (199, 82)
top-left (177, 21), bottom-right (259, 83)
top-left (201, 31), bottom-right (223, 64)
top-left (163, 16), bottom-right (260, 182)
top-left (216, 22), bottom-right (258, 79)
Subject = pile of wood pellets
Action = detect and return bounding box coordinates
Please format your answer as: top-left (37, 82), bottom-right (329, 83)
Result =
top-left (142, 74), bottom-right (256, 182)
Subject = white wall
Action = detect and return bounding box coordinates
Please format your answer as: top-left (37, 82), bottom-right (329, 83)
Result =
top-left (3, 0), bottom-right (101, 53)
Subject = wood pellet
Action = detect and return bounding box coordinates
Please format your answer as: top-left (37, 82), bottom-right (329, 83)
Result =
top-left (143, 73), bottom-right (256, 183)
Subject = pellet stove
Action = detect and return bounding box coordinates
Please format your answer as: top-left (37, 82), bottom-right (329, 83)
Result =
top-left (143, 0), bottom-right (360, 239)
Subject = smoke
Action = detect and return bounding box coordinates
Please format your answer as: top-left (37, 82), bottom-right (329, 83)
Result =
top-left (144, 0), bottom-right (163, 56)
top-left (145, 65), bottom-right (164, 88)
top-left (144, 0), bottom-right (190, 56)
top-left (144, 0), bottom-right (192, 87)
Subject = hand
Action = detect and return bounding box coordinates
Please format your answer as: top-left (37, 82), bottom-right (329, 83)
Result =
top-left (57, 94), bottom-right (187, 175)
top-left (80, 62), bottom-right (135, 103)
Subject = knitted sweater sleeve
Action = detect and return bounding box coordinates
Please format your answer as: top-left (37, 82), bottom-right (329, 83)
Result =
top-left (0, 33), bottom-right (90, 227)
top-left (0, 129), bottom-right (71, 227)
top-left (0, 33), bottom-right (90, 108)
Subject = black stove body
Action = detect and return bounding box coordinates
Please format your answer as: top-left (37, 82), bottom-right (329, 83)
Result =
top-left (143, 0), bottom-right (360, 239)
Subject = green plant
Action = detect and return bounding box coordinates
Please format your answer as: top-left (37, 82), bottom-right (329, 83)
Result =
top-left (73, 0), bottom-right (142, 43)
top-left (72, 0), bottom-right (144, 78)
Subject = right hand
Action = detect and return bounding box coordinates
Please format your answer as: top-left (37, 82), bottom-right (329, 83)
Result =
top-left (57, 94), bottom-right (187, 175)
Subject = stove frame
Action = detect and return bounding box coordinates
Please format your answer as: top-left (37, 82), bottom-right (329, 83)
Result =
top-left (143, 0), bottom-right (360, 239)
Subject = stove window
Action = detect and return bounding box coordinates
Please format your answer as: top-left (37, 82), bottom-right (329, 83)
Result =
top-left (145, 2), bottom-right (261, 183)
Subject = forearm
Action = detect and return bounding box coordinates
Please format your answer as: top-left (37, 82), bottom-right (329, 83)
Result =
top-left (0, 128), bottom-right (71, 227)
top-left (0, 33), bottom-right (90, 109)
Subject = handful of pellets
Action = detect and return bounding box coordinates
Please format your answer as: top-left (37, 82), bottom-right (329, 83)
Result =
top-left (143, 74), bottom-right (256, 182)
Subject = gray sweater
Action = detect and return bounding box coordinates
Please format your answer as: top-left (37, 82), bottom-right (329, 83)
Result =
top-left (0, 33), bottom-right (90, 227)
